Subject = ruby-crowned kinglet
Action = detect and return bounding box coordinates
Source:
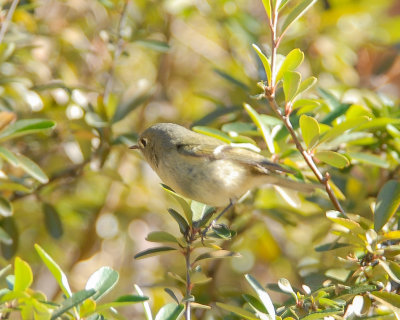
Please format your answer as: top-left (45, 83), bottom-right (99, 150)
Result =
top-left (130, 123), bottom-right (318, 207)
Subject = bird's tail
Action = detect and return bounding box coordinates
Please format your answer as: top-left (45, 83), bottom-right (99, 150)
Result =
top-left (265, 176), bottom-right (322, 193)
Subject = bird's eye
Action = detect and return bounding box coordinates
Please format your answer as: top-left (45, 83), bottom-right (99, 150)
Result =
top-left (139, 138), bottom-right (148, 148)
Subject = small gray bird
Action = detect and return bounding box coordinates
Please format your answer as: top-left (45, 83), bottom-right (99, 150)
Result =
top-left (131, 123), bottom-right (318, 207)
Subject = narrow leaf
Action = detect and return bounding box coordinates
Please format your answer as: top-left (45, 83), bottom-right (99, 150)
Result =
top-left (135, 39), bottom-right (170, 52)
top-left (51, 289), bottom-right (96, 320)
top-left (214, 69), bottom-right (249, 90)
top-left (252, 44), bottom-right (272, 85)
top-left (154, 303), bottom-right (185, 320)
top-left (135, 284), bottom-right (153, 320)
top-left (261, 0), bottom-right (272, 19)
top-left (161, 184), bottom-right (192, 225)
top-left (16, 154), bottom-right (49, 183)
top-left (0, 146), bottom-right (19, 166)
top-left (243, 103), bottom-right (275, 153)
top-left (300, 309), bottom-right (343, 320)
top-left (281, 0), bottom-right (317, 36)
top-left (319, 117), bottom-right (370, 144)
top-left (245, 274), bottom-right (275, 318)
top-left (0, 119), bottom-right (55, 142)
top-left (374, 180), bottom-right (400, 231)
top-left (299, 115), bottom-right (319, 149)
top-left (34, 244), bottom-right (72, 298)
top-left (167, 208), bottom-right (190, 235)
top-left (194, 250), bottom-right (240, 263)
top-left (134, 247), bottom-right (177, 260)
top-left (146, 231), bottom-right (178, 244)
top-left (315, 151), bottom-right (349, 168)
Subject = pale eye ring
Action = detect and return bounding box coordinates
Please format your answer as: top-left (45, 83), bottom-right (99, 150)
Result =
top-left (139, 138), bottom-right (148, 148)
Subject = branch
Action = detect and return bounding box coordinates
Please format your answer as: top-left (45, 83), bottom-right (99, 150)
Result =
top-left (0, 0), bottom-right (20, 45)
top-left (103, 0), bottom-right (130, 104)
top-left (265, 10), bottom-right (346, 217)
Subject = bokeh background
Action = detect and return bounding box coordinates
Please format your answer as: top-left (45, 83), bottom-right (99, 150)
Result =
top-left (1, 0), bottom-right (400, 318)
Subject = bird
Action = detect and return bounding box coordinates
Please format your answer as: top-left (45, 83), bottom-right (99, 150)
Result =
top-left (130, 123), bottom-right (319, 208)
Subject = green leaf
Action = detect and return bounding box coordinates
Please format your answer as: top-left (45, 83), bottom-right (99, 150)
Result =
top-left (0, 146), bottom-right (19, 166)
top-left (243, 103), bottom-right (275, 153)
top-left (357, 117), bottom-right (400, 130)
top-left (192, 106), bottom-right (241, 127)
top-left (13, 257), bottom-right (33, 292)
top-left (300, 309), bottom-right (343, 320)
top-left (134, 284), bottom-right (153, 320)
top-left (276, 49), bottom-right (304, 82)
top-left (216, 302), bottom-right (259, 320)
top-left (112, 89), bottom-right (154, 123)
top-left (16, 154), bottom-right (49, 184)
top-left (277, 278), bottom-right (296, 297)
top-left (379, 260), bottom-right (400, 284)
top-left (154, 303), bottom-right (185, 320)
top-left (245, 274), bottom-right (275, 318)
top-left (51, 289), bottom-right (96, 320)
top-left (242, 294), bottom-right (268, 314)
top-left (374, 180), bottom-right (400, 231)
top-left (299, 115), bottom-right (320, 149)
top-left (146, 231), bottom-right (178, 244)
top-left (326, 211), bottom-right (364, 233)
top-left (161, 184), bottom-right (192, 225)
top-left (135, 39), bottom-right (170, 52)
top-left (261, 0), bottom-right (271, 19)
top-left (252, 44), bottom-right (272, 85)
top-left (85, 267), bottom-right (119, 301)
top-left (191, 201), bottom-right (215, 225)
top-left (35, 244), bottom-right (72, 298)
top-left (370, 291), bottom-right (400, 313)
top-left (314, 242), bottom-right (349, 252)
top-left (315, 151), bottom-right (349, 168)
top-left (0, 217), bottom-right (18, 259)
top-left (191, 126), bottom-right (232, 143)
top-left (348, 152), bottom-right (389, 169)
top-left (134, 247), bottom-right (177, 260)
top-left (96, 294), bottom-right (149, 312)
top-left (319, 117), bottom-right (370, 144)
top-left (281, 0), bottom-right (317, 35)
top-left (167, 208), bottom-right (190, 235)
top-left (0, 197), bottom-right (12, 217)
top-left (194, 250), bottom-right (240, 263)
top-left (190, 272), bottom-right (212, 285)
top-left (0, 119), bottom-right (56, 142)
top-left (283, 71), bottom-right (301, 102)
top-left (297, 77), bottom-right (317, 95)
top-left (164, 288), bottom-right (179, 304)
top-left (43, 203), bottom-right (63, 239)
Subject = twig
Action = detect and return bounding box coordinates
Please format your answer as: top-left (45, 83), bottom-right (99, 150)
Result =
top-left (0, 0), bottom-right (20, 45)
top-left (103, 0), bottom-right (130, 104)
top-left (265, 4), bottom-right (346, 217)
top-left (184, 246), bottom-right (192, 320)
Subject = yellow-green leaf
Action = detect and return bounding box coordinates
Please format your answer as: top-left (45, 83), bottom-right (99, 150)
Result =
top-left (315, 151), bottom-right (349, 168)
top-left (299, 115), bottom-right (320, 149)
top-left (283, 71), bottom-right (301, 102)
top-left (276, 49), bottom-right (304, 82)
top-left (374, 180), bottom-right (400, 231)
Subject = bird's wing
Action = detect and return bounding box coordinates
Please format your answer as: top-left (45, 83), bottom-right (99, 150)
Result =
top-left (176, 143), bottom-right (291, 174)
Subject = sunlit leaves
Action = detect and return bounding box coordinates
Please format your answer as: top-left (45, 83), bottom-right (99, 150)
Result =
top-left (154, 303), bottom-right (185, 320)
top-left (276, 49), bottom-right (304, 83)
top-left (283, 71), bottom-right (301, 102)
top-left (281, 0), bottom-right (317, 36)
top-left (0, 119), bottom-right (55, 142)
top-left (299, 115), bottom-right (319, 149)
top-left (35, 244), bottom-right (72, 298)
top-left (13, 257), bottom-right (32, 292)
top-left (315, 151), bottom-right (349, 169)
top-left (0, 197), bottom-right (12, 217)
top-left (374, 180), bottom-right (400, 231)
top-left (252, 44), bottom-right (272, 85)
top-left (134, 247), bottom-right (177, 260)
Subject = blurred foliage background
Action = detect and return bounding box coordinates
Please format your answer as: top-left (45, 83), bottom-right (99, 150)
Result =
top-left (0, 0), bottom-right (400, 319)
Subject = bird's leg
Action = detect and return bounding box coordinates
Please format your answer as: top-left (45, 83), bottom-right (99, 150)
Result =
top-left (201, 199), bottom-right (235, 241)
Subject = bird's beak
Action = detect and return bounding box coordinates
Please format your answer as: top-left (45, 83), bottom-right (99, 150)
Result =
top-left (129, 145), bottom-right (139, 150)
